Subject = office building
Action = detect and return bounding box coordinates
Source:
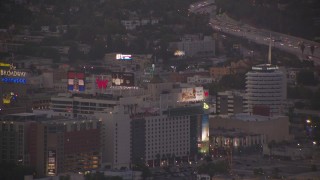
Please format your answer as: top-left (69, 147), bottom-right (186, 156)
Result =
top-left (216, 90), bottom-right (246, 115)
top-left (0, 113), bottom-right (101, 177)
top-left (245, 64), bottom-right (287, 116)
top-left (169, 35), bottom-right (215, 57)
top-left (131, 106), bottom-right (205, 167)
top-left (0, 113), bottom-right (45, 176)
top-left (245, 40), bottom-right (287, 116)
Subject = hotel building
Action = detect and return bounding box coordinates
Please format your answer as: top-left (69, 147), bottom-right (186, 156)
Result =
top-left (0, 113), bottom-right (101, 177)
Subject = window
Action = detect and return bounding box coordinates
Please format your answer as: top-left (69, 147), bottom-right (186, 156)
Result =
top-left (72, 124), bottom-right (77, 131)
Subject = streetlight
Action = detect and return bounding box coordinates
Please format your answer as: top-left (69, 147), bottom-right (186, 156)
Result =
top-left (306, 119), bottom-right (311, 124)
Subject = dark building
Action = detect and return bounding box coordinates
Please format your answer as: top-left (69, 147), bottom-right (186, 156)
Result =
top-left (0, 113), bottom-right (101, 177)
top-left (216, 91), bottom-right (245, 115)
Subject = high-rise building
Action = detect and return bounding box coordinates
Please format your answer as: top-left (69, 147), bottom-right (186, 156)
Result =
top-left (245, 39), bottom-right (287, 116)
top-left (130, 106), bottom-right (204, 167)
top-left (0, 113), bottom-right (45, 176)
top-left (0, 113), bottom-right (101, 177)
top-left (245, 64), bottom-right (286, 116)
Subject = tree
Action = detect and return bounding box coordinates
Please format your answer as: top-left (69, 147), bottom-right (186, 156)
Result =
top-left (156, 154), bottom-right (161, 167)
top-left (297, 69), bottom-right (316, 86)
top-left (88, 41), bottom-right (107, 60)
top-left (131, 159), bottom-right (151, 180)
top-left (272, 167), bottom-right (280, 178)
top-left (310, 45), bottom-right (315, 56)
top-left (219, 73), bottom-right (246, 90)
top-left (268, 140), bottom-right (276, 157)
top-left (310, 88), bottom-right (320, 110)
top-left (253, 168), bottom-right (264, 176)
top-left (300, 43), bottom-right (305, 54)
top-left (68, 43), bottom-right (81, 62)
top-left (59, 174), bottom-right (70, 180)
top-left (197, 161), bottom-right (229, 178)
top-left (85, 172), bottom-right (123, 180)
top-left (0, 162), bottom-right (35, 180)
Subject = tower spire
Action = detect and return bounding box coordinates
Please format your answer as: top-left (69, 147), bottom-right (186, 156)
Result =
top-left (268, 34), bottom-right (272, 64)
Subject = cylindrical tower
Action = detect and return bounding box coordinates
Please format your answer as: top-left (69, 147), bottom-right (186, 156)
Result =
top-left (245, 64), bottom-right (286, 116)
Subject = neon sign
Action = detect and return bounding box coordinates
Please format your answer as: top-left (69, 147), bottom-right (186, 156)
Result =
top-left (0, 63), bottom-right (11, 67)
top-left (67, 71), bottom-right (85, 92)
top-left (96, 78), bottom-right (108, 89)
top-left (116, 54), bottom-right (132, 60)
top-left (1, 70), bottom-right (26, 77)
top-left (203, 102), bottom-right (209, 110)
top-left (47, 150), bottom-right (56, 176)
top-left (0, 63), bottom-right (27, 77)
top-left (3, 92), bottom-right (18, 104)
top-left (1, 77), bottom-right (26, 84)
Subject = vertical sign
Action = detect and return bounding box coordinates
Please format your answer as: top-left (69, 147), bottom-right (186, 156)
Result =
top-left (67, 71), bottom-right (85, 92)
top-left (47, 150), bottom-right (56, 176)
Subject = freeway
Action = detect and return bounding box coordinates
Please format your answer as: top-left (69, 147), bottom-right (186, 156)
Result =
top-left (189, 0), bottom-right (320, 65)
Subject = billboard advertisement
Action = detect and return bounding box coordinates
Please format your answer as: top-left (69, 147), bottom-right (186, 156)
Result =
top-left (202, 114), bottom-right (209, 142)
top-left (67, 71), bottom-right (85, 92)
top-left (116, 54), bottom-right (132, 60)
top-left (47, 150), bottom-right (56, 176)
top-left (111, 72), bottom-right (134, 87)
top-left (95, 75), bottom-right (110, 89)
top-left (0, 62), bottom-right (27, 84)
top-left (180, 87), bottom-right (204, 102)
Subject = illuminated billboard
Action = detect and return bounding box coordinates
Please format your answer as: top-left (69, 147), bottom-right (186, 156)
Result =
top-left (67, 71), bottom-right (85, 92)
top-left (174, 50), bottom-right (185, 56)
top-left (202, 114), bottom-right (209, 142)
top-left (0, 63), bottom-right (27, 84)
top-left (200, 114), bottom-right (209, 154)
top-left (116, 54), bottom-right (132, 60)
top-left (180, 87), bottom-right (204, 102)
top-left (111, 72), bottom-right (134, 87)
top-left (3, 92), bottom-right (18, 104)
top-left (96, 76), bottom-right (109, 89)
top-left (47, 150), bottom-right (56, 176)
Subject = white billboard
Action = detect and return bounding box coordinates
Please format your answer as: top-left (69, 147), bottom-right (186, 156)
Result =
top-left (180, 87), bottom-right (204, 102)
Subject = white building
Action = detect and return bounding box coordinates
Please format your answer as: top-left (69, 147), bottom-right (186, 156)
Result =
top-left (121, 18), bottom-right (159, 30)
top-left (49, 79), bottom-right (207, 169)
top-left (96, 108), bottom-right (132, 170)
top-left (145, 114), bottom-right (191, 162)
top-left (187, 75), bottom-right (213, 85)
top-left (169, 35), bottom-right (215, 57)
top-left (197, 174), bottom-right (211, 180)
top-left (245, 64), bottom-right (287, 116)
top-left (104, 170), bottom-right (142, 180)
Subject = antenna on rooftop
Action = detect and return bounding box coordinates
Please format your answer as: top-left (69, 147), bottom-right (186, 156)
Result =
top-left (268, 33), bottom-right (272, 64)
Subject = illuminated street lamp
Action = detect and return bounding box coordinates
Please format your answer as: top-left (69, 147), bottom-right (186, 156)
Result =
top-left (306, 119), bottom-right (311, 124)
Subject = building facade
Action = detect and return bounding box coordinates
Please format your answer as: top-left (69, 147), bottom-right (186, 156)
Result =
top-left (245, 64), bottom-right (287, 116)
top-left (0, 113), bottom-right (101, 177)
top-left (216, 91), bottom-right (246, 115)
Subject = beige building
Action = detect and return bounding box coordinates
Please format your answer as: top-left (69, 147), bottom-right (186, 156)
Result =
top-left (209, 67), bottom-right (232, 81)
top-left (209, 114), bottom-right (293, 143)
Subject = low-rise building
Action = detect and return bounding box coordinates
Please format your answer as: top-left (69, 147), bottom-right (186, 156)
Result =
top-left (209, 67), bottom-right (232, 81)
top-left (169, 35), bottom-right (215, 58)
top-left (209, 114), bottom-right (293, 143)
top-left (216, 91), bottom-right (246, 115)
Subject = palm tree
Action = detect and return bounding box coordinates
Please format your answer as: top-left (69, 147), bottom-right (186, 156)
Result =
top-left (310, 45), bottom-right (315, 56)
top-left (267, 140), bottom-right (276, 158)
top-left (156, 154), bottom-right (160, 167)
top-left (300, 42), bottom-right (305, 54)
